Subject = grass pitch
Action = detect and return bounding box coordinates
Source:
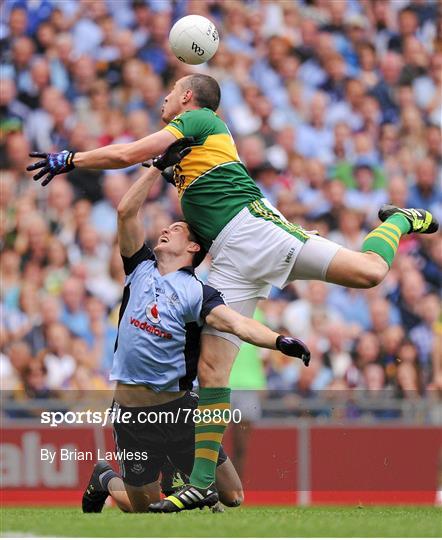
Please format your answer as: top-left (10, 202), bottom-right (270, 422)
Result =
top-left (1, 506), bottom-right (441, 537)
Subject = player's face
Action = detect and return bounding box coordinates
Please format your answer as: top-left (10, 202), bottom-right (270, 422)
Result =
top-left (154, 221), bottom-right (198, 260)
top-left (161, 78), bottom-right (190, 123)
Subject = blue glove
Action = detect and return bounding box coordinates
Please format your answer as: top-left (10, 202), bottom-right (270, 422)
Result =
top-left (27, 150), bottom-right (75, 186)
top-left (276, 336), bottom-right (311, 367)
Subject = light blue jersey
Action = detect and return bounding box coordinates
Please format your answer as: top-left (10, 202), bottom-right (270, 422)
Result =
top-left (110, 245), bottom-right (224, 392)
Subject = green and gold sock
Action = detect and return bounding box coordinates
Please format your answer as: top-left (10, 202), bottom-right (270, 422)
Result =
top-left (189, 387), bottom-right (231, 489)
top-left (362, 213), bottom-right (410, 267)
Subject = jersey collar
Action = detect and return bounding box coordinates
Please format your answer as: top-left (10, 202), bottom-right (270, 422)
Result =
top-left (178, 265), bottom-right (195, 274)
top-left (153, 259), bottom-right (194, 275)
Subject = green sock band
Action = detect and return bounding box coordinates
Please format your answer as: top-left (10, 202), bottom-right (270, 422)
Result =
top-left (189, 387), bottom-right (231, 489)
top-left (362, 214), bottom-right (409, 267)
top-left (386, 213), bottom-right (411, 234)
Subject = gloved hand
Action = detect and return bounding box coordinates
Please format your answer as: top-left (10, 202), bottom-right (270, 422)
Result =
top-left (161, 166), bottom-right (175, 185)
top-left (142, 137), bottom-right (195, 171)
top-left (26, 150), bottom-right (75, 186)
top-left (276, 336), bottom-right (311, 367)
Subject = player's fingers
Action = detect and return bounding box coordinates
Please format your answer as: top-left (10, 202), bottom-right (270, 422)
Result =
top-left (26, 159), bottom-right (47, 171)
top-left (41, 173), bottom-right (55, 187)
top-left (178, 147), bottom-right (192, 159)
top-left (29, 152), bottom-right (48, 158)
top-left (33, 166), bottom-right (50, 181)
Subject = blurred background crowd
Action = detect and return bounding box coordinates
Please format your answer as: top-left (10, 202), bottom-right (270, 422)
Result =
top-left (1, 0), bottom-right (441, 412)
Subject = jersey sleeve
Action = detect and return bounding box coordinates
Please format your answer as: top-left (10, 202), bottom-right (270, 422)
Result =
top-left (121, 244), bottom-right (155, 276)
top-left (163, 109), bottom-right (214, 144)
top-left (200, 284), bottom-right (225, 320)
top-left (183, 279), bottom-right (225, 325)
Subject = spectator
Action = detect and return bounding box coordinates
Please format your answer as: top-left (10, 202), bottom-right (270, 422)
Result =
top-left (388, 6), bottom-right (420, 54)
top-left (90, 173), bottom-right (129, 241)
top-left (59, 277), bottom-right (89, 340)
top-left (328, 207), bottom-right (367, 251)
top-left (362, 362), bottom-right (386, 391)
top-left (322, 321), bottom-right (352, 380)
top-left (410, 293), bottom-right (441, 384)
top-left (84, 296), bottom-right (117, 373)
top-left (407, 157), bottom-right (441, 220)
top-left (282, 281), bottom-right (341, 340)
top-left (1, 341), bottom-right (33, 391)
top-left (24, 295), bottom-right (61, 356)
top-left (396, 361), bottom-right (420, 399)
top-left (19, 358), bottom-right (55, 400)
top-left (370, 51), bottom-right (403, 121)
top-left (42, 322), bottom-right (75, 389)
top-left (396, 270), bottom-right (427, 332)
top-left (69, 223), bottom-right (110, 279)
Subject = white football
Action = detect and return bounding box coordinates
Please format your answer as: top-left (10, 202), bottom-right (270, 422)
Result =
top-left (169, 15), bottom-right (219, 65)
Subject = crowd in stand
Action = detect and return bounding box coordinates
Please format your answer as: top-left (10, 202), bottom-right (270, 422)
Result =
top-left (1, 0), bottom-right (441, 407)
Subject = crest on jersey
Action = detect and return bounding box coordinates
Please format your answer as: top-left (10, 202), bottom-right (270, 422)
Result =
top-left (146, 302), bottom-right (161, 324)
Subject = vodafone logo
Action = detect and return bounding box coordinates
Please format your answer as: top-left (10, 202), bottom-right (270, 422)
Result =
top-left (129, 317), bottom-right (172, 339)
top-left (146, 302), bottom-right (160, 324)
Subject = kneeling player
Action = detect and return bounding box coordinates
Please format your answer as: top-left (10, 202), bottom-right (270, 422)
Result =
top-left (82, 400), bottom-right (242, 513)
top-left (81, 141), bottom-right (309, 512)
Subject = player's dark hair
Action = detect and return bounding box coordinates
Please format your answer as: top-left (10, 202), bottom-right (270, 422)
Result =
top-left (186, 74), bottom-right (221, 112)
top-left (184, 222), bottom-right (207, 268)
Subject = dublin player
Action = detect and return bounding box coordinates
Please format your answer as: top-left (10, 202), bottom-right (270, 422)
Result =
top-left (28, 74), bottom-right (438, 512)
top-left (80, 139), bottom-right (310, 512)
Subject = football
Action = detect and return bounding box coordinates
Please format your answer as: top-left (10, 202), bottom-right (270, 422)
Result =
top-left (169, 15), bottom-right (219, 65)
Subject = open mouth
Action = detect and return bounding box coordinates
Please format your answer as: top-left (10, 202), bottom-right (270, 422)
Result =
top-left (159, 236), bottom-right (169, 244)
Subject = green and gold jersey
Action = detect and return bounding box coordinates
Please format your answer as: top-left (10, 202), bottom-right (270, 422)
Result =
top-left (164, 108), bottom-right (263, 249)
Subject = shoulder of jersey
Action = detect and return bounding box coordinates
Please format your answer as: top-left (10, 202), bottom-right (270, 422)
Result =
top-left (181, 269), bottom-right (202, 286)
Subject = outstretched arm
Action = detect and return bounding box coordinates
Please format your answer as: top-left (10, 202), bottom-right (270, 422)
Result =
top-left (26, 130), bottom-right (178, 186)
top-left (117, 166), bottom-right (160, 257)
top-left (74, 130), bottom-right (176, 169)
top-left (205, 305), bottom-right (310, 365)
top-left (27, 132), bottom-right (194, 187)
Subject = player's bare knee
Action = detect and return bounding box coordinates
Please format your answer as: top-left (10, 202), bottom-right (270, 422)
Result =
top-left (220, 489), bottom-right (244, 507)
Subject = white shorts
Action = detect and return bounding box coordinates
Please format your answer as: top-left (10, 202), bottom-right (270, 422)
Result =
top-left (207, 200), bottom-right (341, 302)
top-left (206, 200), bottom-right (309, 303)
top-left (203, 200), bottom-right (341, 346)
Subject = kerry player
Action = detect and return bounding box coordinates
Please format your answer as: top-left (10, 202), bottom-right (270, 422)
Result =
top-left (28, 74), bottom-right (439, 512)
top-left (80, 139), bottom-right (310, 512)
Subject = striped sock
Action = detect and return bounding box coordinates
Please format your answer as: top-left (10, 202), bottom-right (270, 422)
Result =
top-left (99, 469), bottom-right (118, 491)
top-left (189, 387), bottom-right (231, 489)
top-left (362, 214), bottom-right (410, 267)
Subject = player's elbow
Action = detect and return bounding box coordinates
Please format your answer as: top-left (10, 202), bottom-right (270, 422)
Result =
top-left (117, 202), bottom-right (131, 219)
top-left (117, 195), bottom-right (139, 219)
top-left (206, 310), bottom-right (236, 335)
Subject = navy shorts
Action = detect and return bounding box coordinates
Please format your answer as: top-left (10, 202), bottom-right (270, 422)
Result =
top-left (112, 392), bottom-right (227, 487)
